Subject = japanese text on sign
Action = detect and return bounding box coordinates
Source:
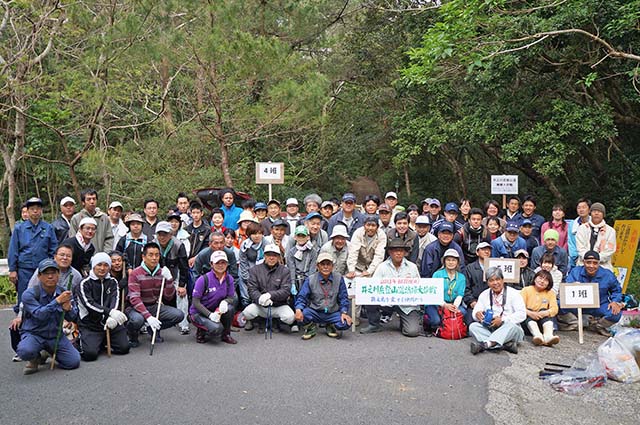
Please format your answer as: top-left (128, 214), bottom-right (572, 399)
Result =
top-left (559, 283), bottom-right (600, 309)
top-left (491, 175), bottom-right (518, 195)
top-left (483, 258), bottom-right (521, 284)
top-left (354, 277), bottom-right (444, 305)
top-left (255, 162), bottom-right (285, 184)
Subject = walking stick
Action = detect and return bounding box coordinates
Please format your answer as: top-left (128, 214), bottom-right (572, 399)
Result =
top-left (106, 328), bottom-right (112, 357)
top-left (120, 259), bottom-right (127, 312)
top-left (149, 278), bottom-right (166, 356)
top-left (51, 274), bottom-right (73, 370)
top-left (269, 305), bottom-right (272, 340)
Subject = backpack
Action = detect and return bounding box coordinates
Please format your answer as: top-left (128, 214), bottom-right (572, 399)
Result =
top-left (435, 307), bottom-right (467, 340)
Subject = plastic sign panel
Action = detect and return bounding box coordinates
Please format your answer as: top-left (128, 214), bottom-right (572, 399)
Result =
top-left (255, 162), bottom-right (284, 184)
top-left (612, 220), bottom-right (640, 292)
top-left (354, 277), bottom-right (444, 306)
top-left (559, 283), bottom-right (600, 309)
top-left (483, 258), bottom-right (521, 284)
top-left (344, 277), bottom-right (356, 297)
top-left (491, 175), bottom-right (518, 195)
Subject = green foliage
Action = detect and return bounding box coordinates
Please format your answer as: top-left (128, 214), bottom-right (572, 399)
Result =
top-left (0, 276), bottom-right (16, 306)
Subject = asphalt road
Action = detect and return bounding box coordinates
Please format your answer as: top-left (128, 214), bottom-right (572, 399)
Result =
top-left (0, 309), bottom-right (509, 425)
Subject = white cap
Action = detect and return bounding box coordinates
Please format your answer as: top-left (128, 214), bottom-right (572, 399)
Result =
top-left (415, 215), bottom-right (431, 225)
top-left (329, 225), bottom-right (349, 239)
top-left (264, 244), bottom-right (281, 255)
top-left (442, 248), bottom-right (460, 259)
top-left (385, 191), bottom-right (398, 199)
top-left (91, 252), bottom-right (112, 268)
top-left (476, 242), bottom-right (492, 252)
top-left (155, 221), bottom-right (172, 233)
top-left (108, 201), bottom-right (123, 210)
top-left (210, 250), bottom-right (228, 264)
top-left (79, 217), bottom-right (97, 228)
top-left (286, 198), bottom-right (298, 206)
top-left (60, 196), bottom-right (76, 207)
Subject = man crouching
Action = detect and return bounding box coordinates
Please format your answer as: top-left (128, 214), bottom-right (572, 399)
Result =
top-left (294, 253), bottom-right (352, 340)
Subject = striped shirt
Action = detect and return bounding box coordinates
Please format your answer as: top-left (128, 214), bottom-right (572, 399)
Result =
top-left (128, 266), bottom-right (175, 319)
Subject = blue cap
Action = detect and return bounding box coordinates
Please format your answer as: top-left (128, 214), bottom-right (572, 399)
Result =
top-left (25, 197), bottom-right (44, 208)
top-left (444, 202), bottom-right (459, 213)
top-left (520, 219), bottom-right (532, 226)
top-left (254, 202), bottom-right (268, 211)
top-left (38, 258), bottom-right (59, 274)
top-left (304, 211), bottom-right (322, 221)
top-left (342, 193), bottom-right (356, 202)
top-left (271, 218), bottom-right (288, 227)
top-left (506, 221), bottom-right (520, 232)
top-left (438, 222), bottom-right (454, 233)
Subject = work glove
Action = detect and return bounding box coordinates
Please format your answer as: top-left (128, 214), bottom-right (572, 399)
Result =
top-left (146, 316), bottom-right (162, 331)
top-left (264, 299), bottom-right (273, 307)
top-left (209, 311), bottom-right (221, 323)
top-left (218, 300), bottom-right (229, 314)
top-left (258, 293), bottom-right (272, 306)
top-left (109, 309), bottom-right (128, 326)
top-left (104, 317), bottom-right (118, 330)
top-left (161, 266), bottom-right (172, 280)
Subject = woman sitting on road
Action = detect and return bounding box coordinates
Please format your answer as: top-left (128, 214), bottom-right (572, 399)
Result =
top-left (424, 249), bottom-right (467, 336)
top-left (520, 269), bottom-right (559, 346)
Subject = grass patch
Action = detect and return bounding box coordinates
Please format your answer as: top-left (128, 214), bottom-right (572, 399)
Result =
top-left (0, 276), bottom-right (16, 306)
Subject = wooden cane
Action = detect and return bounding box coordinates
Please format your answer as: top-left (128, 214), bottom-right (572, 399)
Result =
top-left (149, 278), bottom-right (166, 356)
top-left (121, 259), bottom-right (127, 312)
top-left (106, 327), bottom-right (112, 357)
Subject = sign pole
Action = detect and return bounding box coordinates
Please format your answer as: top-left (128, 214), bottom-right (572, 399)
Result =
top-left (351, 298), bottom-right (357, 333)
top-left (268, 183), bottom-right (272, 202)
top-left (502, 194), bottom-right (506, 210)
top-left (577, 307), bottom-right (584, 344)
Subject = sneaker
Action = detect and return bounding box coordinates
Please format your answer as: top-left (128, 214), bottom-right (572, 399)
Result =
top-left (380, 314), bottom-right (392, 324)
top-left (302, 323), bottom-right (317, 340)
top-left (128, 338), bottom-right (140, 348)
top-left (154, 333), bottom-right (164, 343)
top-left (326, 324), bottom-right (339, 338)
top-left (12, 354), bottom-right (22, 362)
top-left (23, 360), bottom-right (39, 375)
top-left (140, 325), bottom-right (148, 335)
top-left (244, 320), bottom-right (254, 331)
top-left (470, 341), bottom-right (486, 355)
top-left (503, 341), bottom-right (518, 354)
top-left (180, 327), bottom-right (190, 335)
top-left (290, 324), bottom-right (299, 333)
top-left (359, 325), bottom-right (382, 334)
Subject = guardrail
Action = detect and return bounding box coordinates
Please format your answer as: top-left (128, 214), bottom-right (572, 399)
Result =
top-left (0, 258), bottom-right (8, 276)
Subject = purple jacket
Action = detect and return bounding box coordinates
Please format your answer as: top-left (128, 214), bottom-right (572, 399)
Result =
top-left (189, 271), bottom-right (235, 315)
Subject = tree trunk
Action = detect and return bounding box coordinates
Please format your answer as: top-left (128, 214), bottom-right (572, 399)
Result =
top-left (209, 61), bottom-right (233, 187)
top-left (403, 164), bottom-right (411, 197)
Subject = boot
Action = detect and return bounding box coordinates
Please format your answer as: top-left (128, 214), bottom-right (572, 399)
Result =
top-left (542, 321), bottom-right (559, 346)
top-left (593, 318), bottom-right (616, 337)
top-left (302, 323), bottom-right (317, 340)
top-left (221, 329), bottom-right (237, 344)
top-left (195, 328), bottom-right (206, 344)
top-left (557, 312), bottom-right (578, 331)
top-left (527, 321), bottom-right (544, 346)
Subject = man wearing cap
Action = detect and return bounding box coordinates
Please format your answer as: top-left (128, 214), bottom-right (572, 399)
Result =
top-left (384, 192), bottom-right (401, 221)
top-left (514, 249), bottom-right (535, 289)
top-left (463, 242), bottom-right (492, 325)
top-left (531, 229), bottom-right (569, 277)
top-left (491, 221), bottom-right (527, 259)
top-left (52, 196), bottom-right (76, 244)
top-left (568, 198), bottom-right (591, 268)
top-left (360, 238), bottom-right (422, 336)
top-left (263, 218), bottom-right (291, 259)
top-left (115, 213), bottom-right (147, 270)
top-left (284, 198), bottom-right (301, 235)
top-left (17, 259), bottom-right (80, 374)
top-left (190, 251), bottom-right (237, 344)
top-left (108, 201), bottom-right (128, 248)
top-left (303, 193), bottom-right (323, 214)
top-left (559, 250), bottom-right (623, 335)
top-left (286, 225), bottom-right (319, 296)
top-left (426, 199), bottom-right (444, 224)
top-left (293, 211), bottom-right (328, 252)
top-left (243, 244), bottom-right (295, 330)
top-left (320, 201), bottom-right (334, 231)
top-left (294, 253), bottom-right (352, 339)
top-left (76, 253), bottom-right (129, 361)
top-left (377, 203), bottom-right (395, 233)
top-left (261, 199), bottom-right (283, 235)
top-left (63, 217), bottom-right (98, 276)
top-left (127, 242), bottom-right (184, 346)
top-left (575, 202), bottom-right (616, 271)
top-left (153, 221), bottom-right (190, 335)
top-left (69, 188), bottom-right (113, 252)
top-left (518, 219), bottom-right (539, 257)
top-left (8, 197), bottom-right (58, 314)
top-left (431, 202), bottom-right (464, 235)
top-left (469, 267), bottom-right (526, 355)
top-left (327, 193), bottom-right (366, 239)
top-left (415, 215), bottom-right (437, 265)
top-left (421, 222), bottom-right (465, 278)
top-left (320, 225), bottom-right (350, 275)
top-left (253, 202), bottom-right (268, 223)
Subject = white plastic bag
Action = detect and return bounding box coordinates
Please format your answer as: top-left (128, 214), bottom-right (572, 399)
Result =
top-left (597, 337), bottom-right (640, 383)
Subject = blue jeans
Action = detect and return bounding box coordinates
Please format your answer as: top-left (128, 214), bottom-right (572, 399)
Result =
top-left (17, 333), bottom-right (80, 369)
top-left (301, 308), bottom-right (350, 330)
top-left (424, 305), bottom-right (467, 329)
top-left (560, 304), bottom-right (621, 323)
top-left (190, 306), bottom-right (235, 336)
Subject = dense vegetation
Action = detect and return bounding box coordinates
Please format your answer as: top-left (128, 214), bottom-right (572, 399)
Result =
top-left (2, 1), bottom-right (639, 263)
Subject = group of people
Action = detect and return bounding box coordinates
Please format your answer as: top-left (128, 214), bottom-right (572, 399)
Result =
top-left (7, 188), bottom-right (626, 373)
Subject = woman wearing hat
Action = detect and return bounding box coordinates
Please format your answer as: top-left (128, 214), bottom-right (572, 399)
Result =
top-left (115, 213), bottom-right (147, 270)
top-left (424, 249), bottom-right (467, 336)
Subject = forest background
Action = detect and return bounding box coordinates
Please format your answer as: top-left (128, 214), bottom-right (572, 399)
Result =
top-left (1, 0), bottom-right (639, 295)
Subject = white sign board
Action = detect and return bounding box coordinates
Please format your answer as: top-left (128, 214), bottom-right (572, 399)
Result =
top-left (255, 162), bottom-right (284, 184)
top-left (344, 277), bottom-right (356, 297)
top-left (491, 175), bottom-right (518, 195)
top-left (354, 277), bottom-right (444, 306)
top-left (484, 258), bottom-right (521, 284)
top-left (559, 283), bottom-right (600, 309)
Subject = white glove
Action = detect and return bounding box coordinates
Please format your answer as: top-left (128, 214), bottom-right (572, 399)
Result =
top-left (161, 266), bottom-right (172, 280)
top-left (104, 317), bottom-right (118, 330)
top-left (109, 309), bottom-right (128, 325)
top-left (209, 311), bottom-right (221, 323)
top-left (146, 316), bottom-right (162, 331)
top-left (218, 300), bottom-right (229, 314)
top-left (264, 299), bottom-right (273, 307)
top-left (258, 293), bottom-right (272, 306)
